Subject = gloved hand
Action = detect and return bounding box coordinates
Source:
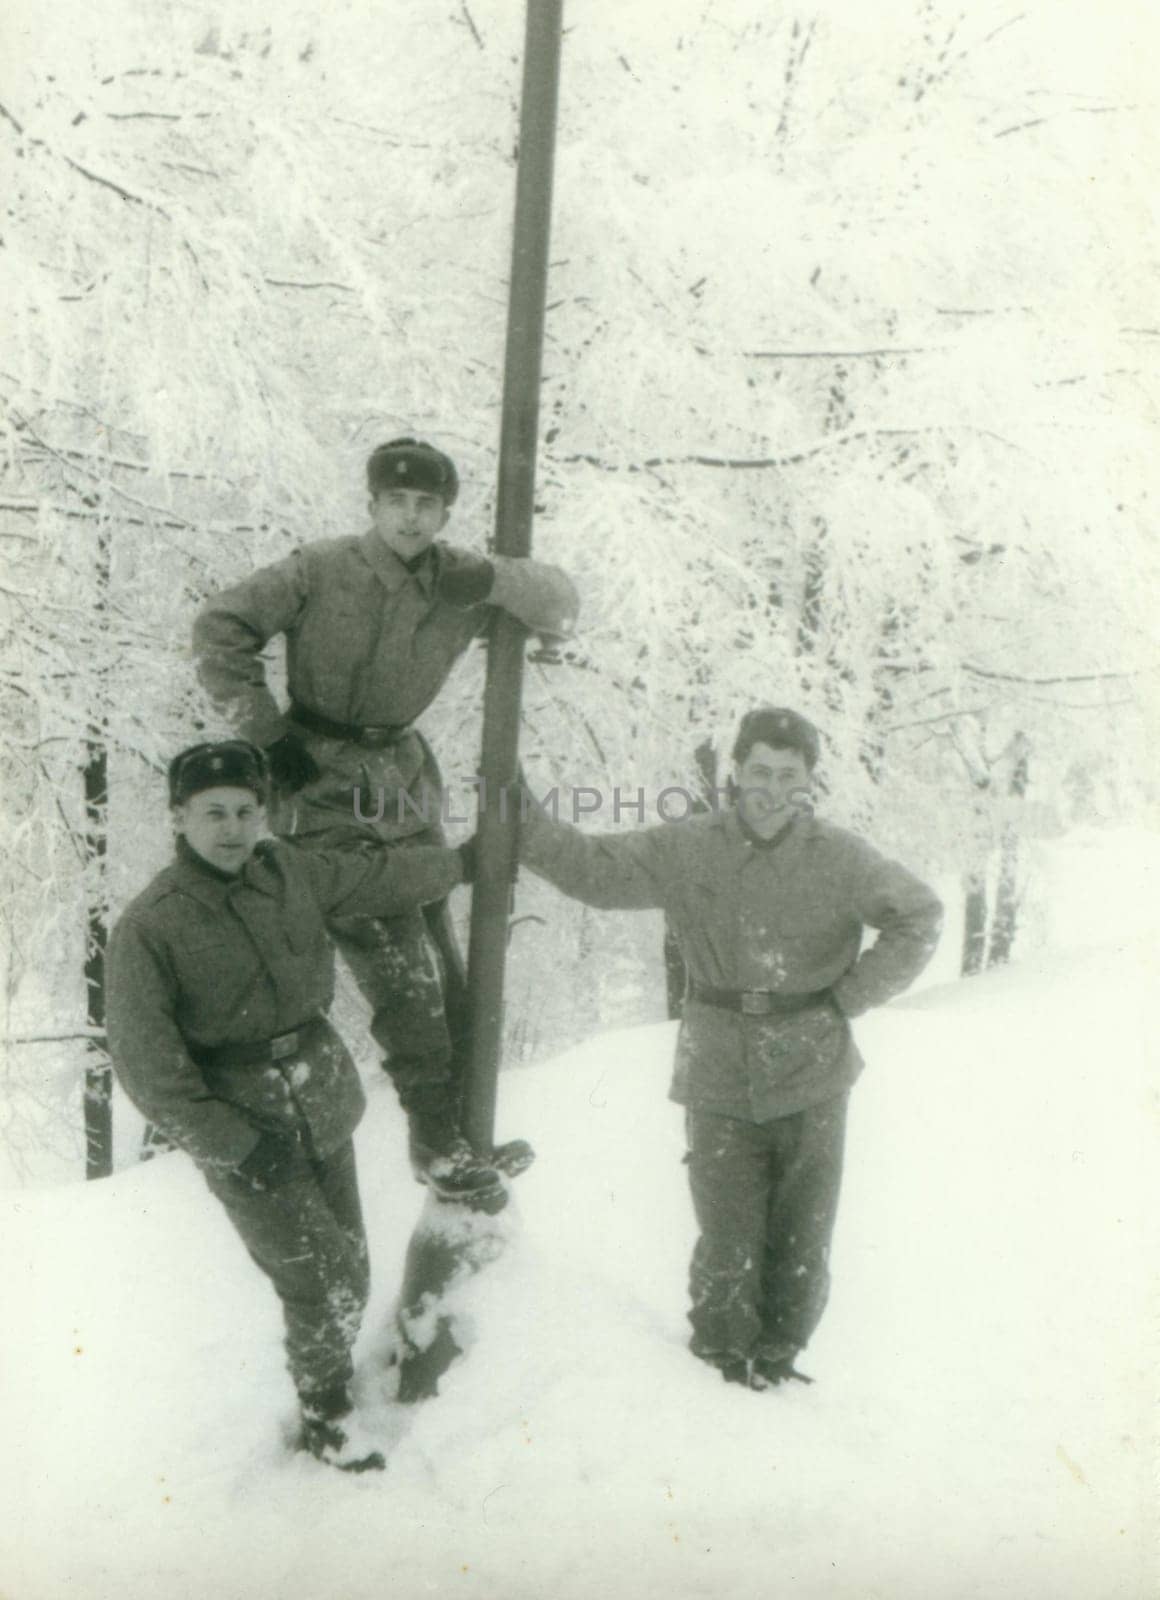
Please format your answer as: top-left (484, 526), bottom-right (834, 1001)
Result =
top-left (438, 550), bottom-right (496, 608)
top-left (265, 732), bottom-right (321, 794)
top-left (234, 1130), bottom-right (311, 1191)
top-left (456, 829), bottom-right (519, 886)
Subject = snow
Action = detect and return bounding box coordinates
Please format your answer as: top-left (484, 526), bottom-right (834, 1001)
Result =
top-left (1, 840), bottom-right (1157, 1600)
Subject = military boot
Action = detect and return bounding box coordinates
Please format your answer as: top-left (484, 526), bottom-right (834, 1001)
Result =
top-left (751, 1352), bottom-right (814, 1388)
top-left (297, 1383), bottom-right (385, 1474)
top-left (405, 1083), bottom-right (503, 1201)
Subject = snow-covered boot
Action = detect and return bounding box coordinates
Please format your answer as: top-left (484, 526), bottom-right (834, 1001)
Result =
top-left (409, 1123), bottom-right (505, 1199)
top-left (699, 1348), bottom-right (811, 1392)
top-left (752, 1353), bottom-right (815, 1388)
top-left (298, 1383), bottom-right (385, 1474)
top-left (491, 1137), bottom-right (536, 1180)
top-left (406, 1083), bottom-right (504, 1201)
top-left (696, 1349), bottom-right (763, 1389)
top-left (717, 1354), bottom-right (769, 1391)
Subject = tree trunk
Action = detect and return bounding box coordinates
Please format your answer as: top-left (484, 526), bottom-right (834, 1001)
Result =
top-left (961, 871), bottom-right (988, 976)
top-left (83, 527), bottom-right (113, 1179)
top-left (987, 739), bottom-right (1030, 968)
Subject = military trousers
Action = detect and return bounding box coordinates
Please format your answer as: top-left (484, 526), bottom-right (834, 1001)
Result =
top-left (327, 893), bottom-right (470, 1112)
top-left (205, 1138), bottom-right (370, 1402)
top-left (685, 1092), bottom-right (849, 1366)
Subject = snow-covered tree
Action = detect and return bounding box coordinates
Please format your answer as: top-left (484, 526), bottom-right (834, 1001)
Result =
top-left (1, 0), bottom-right (1155, 1175)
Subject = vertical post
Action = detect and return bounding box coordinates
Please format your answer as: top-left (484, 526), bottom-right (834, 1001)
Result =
top-left (462, 0), bottom-right (565, 1154)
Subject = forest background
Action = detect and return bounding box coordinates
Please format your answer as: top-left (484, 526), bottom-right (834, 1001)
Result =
top-left (1, 0), bottom-right (1156, 1183)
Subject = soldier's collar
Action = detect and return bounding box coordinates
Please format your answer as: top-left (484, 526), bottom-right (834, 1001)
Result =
top-left (736, 812), bottom-right (796, 851)
top-left (175, 834), bottom-right (244, 885)
top-left (172, 835), bottom-right (282, 900)
top-left (360, 530), bottom-right (438, 595)
top-left (724, 807), bottom-right (819, 849)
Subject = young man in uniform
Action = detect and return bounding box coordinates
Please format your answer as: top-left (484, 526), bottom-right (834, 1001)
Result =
top-left (107, 740), bottom-right (476, 1471)
top-left (193, 439), bottom-right (579, 1196)
top-left (516, 707), bottom-right (943, 1390)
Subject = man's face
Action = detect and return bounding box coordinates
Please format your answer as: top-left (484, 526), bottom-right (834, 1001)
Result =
top-left (369, 487), bottom-right (449, 560)
top-left (733, 741), bottom-right (812, 837)
top-left (175, 787), bottom-right (265, 874)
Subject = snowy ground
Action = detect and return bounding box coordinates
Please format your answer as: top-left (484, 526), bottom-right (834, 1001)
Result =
top-left (1, 831), bottom-right (1158, 1600)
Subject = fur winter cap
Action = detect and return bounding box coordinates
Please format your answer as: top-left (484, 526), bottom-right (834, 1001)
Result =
top-left (731, 707), bottom-right (821, 771)
top-left (366, 437), bottom-right (460, 504)
top-left (168, 741), bottom-right (269, 807)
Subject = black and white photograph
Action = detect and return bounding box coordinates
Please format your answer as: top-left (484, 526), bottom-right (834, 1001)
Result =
top-left (1, 0), bottom-right (1156, 1596)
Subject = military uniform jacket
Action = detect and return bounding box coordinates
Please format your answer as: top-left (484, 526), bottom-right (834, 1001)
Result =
top-left (520, 804), bottom-right (943, 1121)
top-left (193, 534), bottom-right (580, 842)
top-left (107, 838), bottom-right (464, 1172)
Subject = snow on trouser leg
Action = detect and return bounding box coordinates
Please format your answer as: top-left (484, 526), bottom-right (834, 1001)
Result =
top-left (394, 1186), bottom-right (515, 1403)
top-left (755, 1091), bottom-right (849, 1365)
top-left (684, 1110), bottom-right (770, 1363)
top-left (327, 908), bottom-right (504, 1198)
top-left (685, 1097), bottom-right (849, 1371)
top-left (297, 1381), bottom-right (385, 1474)
top-left (327, 906), bottom-right (455, 1077)
top-left (205, 1138), bottom-right (371, 1399)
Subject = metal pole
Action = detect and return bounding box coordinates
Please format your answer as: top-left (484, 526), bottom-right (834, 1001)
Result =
top-left (463, 0), bottom-right (565, 1154)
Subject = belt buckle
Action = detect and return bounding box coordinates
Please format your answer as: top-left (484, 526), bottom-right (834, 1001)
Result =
top-left (269, 1031), bottom-right (299, 1061)
top-left (740, 991), bottom-right (772, 1016)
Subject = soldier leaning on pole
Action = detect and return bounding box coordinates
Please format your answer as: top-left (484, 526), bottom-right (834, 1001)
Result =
top-left (106, 741), bottom-right (480, 1472)
top-left (515, 706), bottom-right (943, 1390)
top-left (192, 439), bottom-right (579, 1197)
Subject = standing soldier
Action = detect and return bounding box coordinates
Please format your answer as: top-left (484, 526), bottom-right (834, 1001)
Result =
top-left (106, 741), bottom-right (476, 1470)
top-left (193, 438), bottom-right (579, 1196)
top-left (516, 707), bottom-right (943, 1390)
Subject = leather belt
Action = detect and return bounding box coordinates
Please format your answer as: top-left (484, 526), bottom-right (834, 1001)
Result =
top-left (290, 700), bottom-right (412, 748)
top-left (689, 984), bottom-right (832, 1017)
top-left (193, 1018), bottom-right (323, 1070)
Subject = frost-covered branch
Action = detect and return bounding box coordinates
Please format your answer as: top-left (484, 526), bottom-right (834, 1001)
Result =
top-left (963, 663), bottom-right (1138, 686)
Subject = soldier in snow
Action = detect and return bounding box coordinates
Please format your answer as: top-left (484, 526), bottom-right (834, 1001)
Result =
top-left (106, 740), bottom-right (476, 1471)
top-left (516, 707), bottom-right (943, 1390)
top-left (193, 439), bottom-right (579, 1197)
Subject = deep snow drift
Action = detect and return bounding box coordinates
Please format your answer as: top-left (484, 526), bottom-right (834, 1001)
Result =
top-left (1, 832), bottom-right (1157, 1600)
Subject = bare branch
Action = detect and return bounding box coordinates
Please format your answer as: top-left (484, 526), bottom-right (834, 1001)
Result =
top-left (963, 663), bottom-right (1138, 686)
top-left (459, 1), bottom-right (484, 48)
top-left (0, 97), bottom-right (172, 215)
top-left (5, 1029), bottom-right (104, 1046)
top-left (996, 105), bottom-right (1133, 140)
top-left (994, 118), bottom-right (1047, 139)
top-left (264, 277), bottom-right (356, 293)
top-left (160, 160), bottom-right (220, 178)
top-left (746, 347), bottom-right (928, 360)
top-left (885, 707), bottom-right (988, 734)
top-left (561, 424), bottom-right (1028, 476)
top-left (981, 13), bottom-right (1027, 46)
top-left (56, 150), bottom-right (171, 215)
top-left (13, 413), bottom-right (200, 527)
